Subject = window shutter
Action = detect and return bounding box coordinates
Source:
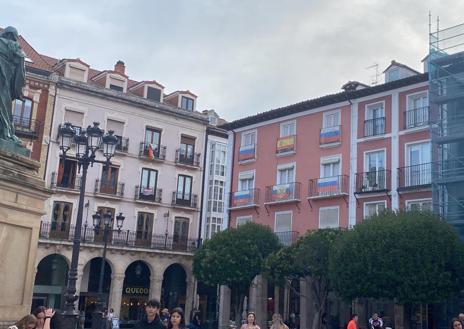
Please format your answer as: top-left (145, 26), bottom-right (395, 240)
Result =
top-left (319, 208), bottom-right (339, 228)
top-left (275, 213), bottom-right (292, 232)
top-left (64, 110), bottom-right (84, 126)
top-left (106, 119), bottom-right (124, 136)
top-left (181, 135), bottom-right (195, 145)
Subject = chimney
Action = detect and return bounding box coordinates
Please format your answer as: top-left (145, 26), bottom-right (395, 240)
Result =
top-left (114, 60), bottom-right (125, 75)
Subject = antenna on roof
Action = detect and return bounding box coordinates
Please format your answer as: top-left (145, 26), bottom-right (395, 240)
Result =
top-left (366, 63), bottom-right (380, 86)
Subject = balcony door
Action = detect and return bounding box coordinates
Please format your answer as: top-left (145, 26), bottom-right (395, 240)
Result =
top-left (100, 166), bottom-right (119, 194)
top-left (12, 98), bottom-right (33, 130)
top-left (95, 207), bottom-right (115, 243)
top-left (276, 164), bottom-right (295, 199)
top-left (145, 128), bottom-right (161, 156)
top-left (364, 150), bottom-right (386, 190)
top-left (176, 175), bottom-right (192, 206)
top-left (173, 217), bottom-right (189, 250)
top-left (136, 212), bottom-right (154, 247)
top-left (407, 143), bottom-right (431, 186)
top-left (366, 103), bottom-right (385, 135)
top-left (140, 168), bottom-right (158, 200)
top-left (180, 135), bottom-right (195, 164)
top-left (57, 159), bottom-right (77, 189)
top-left (320, 158), bottom-right (341, 195)
top-left (407, 93), bottom-right (428, 128)
top-left (50, 201), bottom-right (72, 239)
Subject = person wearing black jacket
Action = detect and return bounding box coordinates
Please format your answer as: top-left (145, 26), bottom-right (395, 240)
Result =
top-left (134, 299), bottom-right (163, 329)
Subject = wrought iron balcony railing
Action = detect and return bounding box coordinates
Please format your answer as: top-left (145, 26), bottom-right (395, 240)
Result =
top-left (275, 231), bottom-right (299, 246)
top-left (398, 163), bottom-right (432, 190)
top-left (50, 171), bottom-right (82, 191)
top-left (94, 179), bottom-right (125, 197)
top-left (175, 149), bottom-right (201, 167)
top-left (308, 175), bottom-right (349, 198)
top-left (229, 188), bottom-right (260, 209)
top-left (139, 142), bottom-right (166, 160)
top-left (265, 182), bottom-right (301, 204)
top-left (355, 170), bottom-right (391, 193)
top-left (135, 186), bottom-right (162, 203)
top-left (364, 117), bottom-right (385, 137)
top-left (13, 115), bottom-right (41, 139)
top-left (171, 191), bottom-right (198, 208)
top-left (404, 106), bottom-right (429, 129)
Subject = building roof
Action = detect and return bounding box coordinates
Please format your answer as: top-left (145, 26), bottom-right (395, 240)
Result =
top-left (220, 73), bottom-right (428, 131)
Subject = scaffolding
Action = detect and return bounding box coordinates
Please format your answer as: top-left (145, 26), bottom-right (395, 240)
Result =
top-left (429, 22), bottom-right (464, 237)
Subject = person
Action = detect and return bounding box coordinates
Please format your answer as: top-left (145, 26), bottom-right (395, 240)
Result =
top-left (133, 299), bottom-right (163, 329)
top-left (347, 314), bottom-right (358, 329)
top-left (107, 308), bottom-right (115, 329)
top-left (8, 315), bottom-right (37, 329)
top-left (187, 309), bottom-right (201, 329)
top-left (369, 313), bottom-right (383, 329)
top-left (240, 312), bottom-right (260, 329)
top-left (286, 313), bottom-right (297, 329)
top-left (32, 307), bottom-right (46, 329)
top-left (270, 314), bottom-right (288, 329)
top-left (451, 318), bottom-right (463, 329)
top-left (160, 309), bottom-right (170, 329)
top-left (168, 308), bottom-right (186, 329)
top-left (459, 314), bottom-right (464, 327)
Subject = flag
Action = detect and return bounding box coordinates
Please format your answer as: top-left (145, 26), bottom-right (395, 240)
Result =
top-left (317, 177), bottom-right (340, 196)
top-left (320, 126), bottom-right (341, 144)
top-left (148, 143), bottom-right (155, 160)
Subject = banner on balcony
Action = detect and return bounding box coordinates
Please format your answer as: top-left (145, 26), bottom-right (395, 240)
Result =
top-left (276, 136), bottom-right (296, 153)
top-left (272, 184), bottom-right (292, 201)
top-left (320, 126), bottom-right (341, 144)
top-left (142, 187), bottom-right (154, 195)
top-left (239, 144), bottom-right (255, 161)
top-left (148, 143), bottom-right (157, 160)
top-left (317, 177), bottom-right (339, 195)
top-left (233, 190), bottom-right (253, 206)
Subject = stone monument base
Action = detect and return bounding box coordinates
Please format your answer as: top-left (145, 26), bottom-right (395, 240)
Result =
top-left (0, 148), bottom-right (50, 324)
top-left (0, 139), bottom-right (30, 157)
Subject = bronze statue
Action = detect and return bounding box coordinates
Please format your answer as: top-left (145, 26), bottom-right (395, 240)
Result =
top-left (0, 26), bottom-right (25, 144)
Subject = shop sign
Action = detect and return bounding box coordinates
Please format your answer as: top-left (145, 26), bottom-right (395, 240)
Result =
top-left (124, 287), bottom-right (149, 295)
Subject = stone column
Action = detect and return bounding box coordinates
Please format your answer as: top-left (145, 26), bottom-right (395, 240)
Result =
top-left (274, 286), bottom-right (280, 315)
top-left (249, 276), bottom-right (258, 312)
top-left (394, 303), bottom-right (405, 329)
top-left (149, 273), bottom-right (163, 301)
top-left (218, 285), bottom-right (231, 329)
top-left (108, 273), bottom-right (125, 317)
top-left (283, 285), bottom-right (289, 321)
top-left (299, 277), bottom-right (310, 329)
top-left (185, 278), bottom-right (195, 323)
top-left (249, 275), bottom-right (267, 328)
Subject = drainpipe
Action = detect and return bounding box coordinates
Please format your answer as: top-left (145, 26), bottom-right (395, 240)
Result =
top-left (227, 130), bottom-right (236, 229)
top-left (197, 128), bottom-right (209, 246)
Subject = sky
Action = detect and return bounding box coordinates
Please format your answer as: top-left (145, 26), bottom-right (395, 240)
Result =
top-left (2, 0), bottom-right (464, 121)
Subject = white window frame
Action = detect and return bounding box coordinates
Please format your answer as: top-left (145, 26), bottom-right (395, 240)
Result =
top-left (322, 110), bottom-right (341, 128)
top-left (238, 170), bottom-right (255, 191)
top-left (387, 68), bottom-right (400, 82)
top-left (406, 198), bottom-right (433, 211)
top-left (405, 140), bottom-right (431, 167)
top-left (365, 101), bottom-right (385, 120)
top-left (274, 210), bottom-right (293, 233)
top-left (363, 148), bottom-right (387, 172)
top-left (236, 215), bottom-right (253, 227)
top-left (276, 162), bottom-right (296, 185)
top-left (319, 206), bottom-right (340, 229)
top-left (320, 155), bottom-right (341, 178)
top-left (241, 129), bottom-right (257, 147)
top-left (406, 91), bottom-right (428, 110)
top-left (363, 200), bottom-right (387, 219)
top-left (280, 120), bottom-right (296, 137)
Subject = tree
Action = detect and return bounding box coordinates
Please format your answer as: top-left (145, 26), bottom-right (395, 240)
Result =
top-left (265, 229), bottom-right (344, 329)
top-left (193, 222), bottom-right (281, 324)
top-left (330, 210), bottom-right (464, 304)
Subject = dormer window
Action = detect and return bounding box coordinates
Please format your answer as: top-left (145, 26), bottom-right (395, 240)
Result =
top-left (107, 74), bottom-right (127, 93)
top-left (181, 96), bottom-right (194, 111)
top-left (64, 61), bottom-right (89, 82)
top-left (146, 86), bottom-right (162, 102)
top-left (387, 68), bottom-right (399, 82)
top-left (208, 115), bottom-right (218, 125)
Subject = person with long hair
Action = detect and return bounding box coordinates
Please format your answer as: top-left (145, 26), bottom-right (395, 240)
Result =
top-left (32, 307), bottom-right (46, 329)
top-left (8, 315), bottom-right (37, 329)
top-left (168, 308), bottom-right (185, 329)
top-left (270, 314), bottom-right (288, 329)
top-left (451, 318), bottom-right (463, 329)
top-left (240, 312), bottom-right (260, 329)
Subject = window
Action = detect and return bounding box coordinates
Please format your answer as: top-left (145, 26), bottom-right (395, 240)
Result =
top-left (239, 130), bottom-right (256, 162)
top-left (364, 201), bottom-right (386, 219)
top-left (181, 96), bottom-right (194, 111)
top-left (12, 98), bottom-right (33, 129)
top-left (100, 166), bottom-right (119, 194)
top-left (236, 215), bottom-right (252, 227)
top-left (407, 199), bottom-right (432, 212)
top-left (206, 216), bottom-right (223, 239)
top-left (241, 130), bottom-right (256, 147)
top-left (139, 168), bottom-right (158, 200)
top-left (364, 150), bottom-right (386, 190)
top-left (275, 211), bottom-right (293, 245)
top-left (406, 142), bottom-right (431, 186)
top-left (280, 121), bottom-right (296, 137)
top-left (365, 103), bottom-right (385, 136)
top-left (108, 76), bottom-right (125, 92)
top-left (239, 171), bottom-right (255, 191)
top-left (319, 207), bottom-right (339, 228)
top-left (173, 217), bottom-right (189, 249)
top-left (406, 93), bottom-right (429, 128)
top-left (387, 68), bottom-right (399, 82)
top-left (179, 135), bottom-right (195, 164)
top-left (321, 157), bottom-right (340, 178)
top-left (211, 143), bottom-right (227, 177)
top-left (323, 111), bottom-right (340, 128)
top-left (144, 127), bottom-right (161, 157)
top-left (176, 175), bottom-right (193, 205)
top-left (63, 109), bottom-right (84, 134)
top-left (57, 158), bottom-right (78, 188)
top-left (208, 115), bottom-right (218, 125)
top-left (107, 119), bottom-right (125, 150)
top-left (51, 201), bottom-right (72, 238)
top-left (208, 179), bottom-right (225, 213)
top-left (277, 164), bottom-right (295, 184)
top-left (146, 87), bottom-right (161, 102)
top-left (68, 66), bottom-right (86, 81)
top-left (95, 207), bottom-right (115, 243)
top-left (136, 212), bottom-right (154, 246)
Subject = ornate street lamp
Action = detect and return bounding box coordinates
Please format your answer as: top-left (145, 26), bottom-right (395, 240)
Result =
top-left (59, 121), bottom-right (118, 329)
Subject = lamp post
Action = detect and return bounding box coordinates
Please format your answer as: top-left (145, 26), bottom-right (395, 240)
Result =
top-left (59, 122), bottom-right (118, 329)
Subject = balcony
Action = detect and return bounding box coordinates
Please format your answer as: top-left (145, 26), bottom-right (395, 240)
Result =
top-left (364, 117), bottom-right (385, 137)
top-left (13, 115), bottom-right (41, 139)
top-left (265, 182), bottom-right (301, 205)
top-left (404, 107), bottom-right (429, 129)
top-left (320, 125), bottom-right (341, 146)
top-left (139, 142), bottom-right (166, 161)
top-left (94, 179), bottom-right (125, 197)
top-left (39, 221), bottom-right (199, 253)
top-left (275, 231), bottom-right (299, 246)
top-left (115, 136), bottom-right (129, 153)
top-left (229, 188), bottom-right (260, 209)
top-left (135, 186), bottom-right (162, 203)
top-left (276, 135), bottom-right (296, 155)
top-left (50, 172), bottom-right (81, 191)
top-left (175, 149), bottom-right (201, 167)
top-left (308, 175), bottom-right (349, 199)
top-left (355, 170), bottom-right (391, 194)
top-left (238, 144), bottom-right (256, 162)
top-left (398, 163), bottom-right (432, 191)
top-left (171, 191), bottom-right (198, 209)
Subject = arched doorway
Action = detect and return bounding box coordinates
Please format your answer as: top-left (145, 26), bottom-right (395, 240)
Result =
top-left (120, 261), bottom-right (151, 326)
top-left (79, 257), bottom-right (112, 328)
top-left (33, 254), bottom-right (69, 309)
top-left (161, 264), bottom-right (186, 310)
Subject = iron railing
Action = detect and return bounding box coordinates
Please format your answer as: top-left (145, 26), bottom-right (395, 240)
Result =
top-left (115, 136), bottom-right (129, 152)
top-left (39, 221), bottom-right (199, 252)
top-left (175, 149), bottom-right (201, 167)
top-left (265, 182), bottom-right (301, 203)
top-left (94, 179), bottom-right (125, 197)
top-left (308, 175), bottom-right (349, 198)
top-left (12, 115), bottom-right (41, 139)
top-left (139, 142), bottom-right (166, 160)
top-left (404, 106), bottom-right (429, 129)
top-left (135, 186), bottom-right (162, 203)
top-left (229, 188), bottom-right (260, 208)
top-left (50, 171), bottom-right (82, 190)
top-left (364, 117), bottom-right (385, 137)
top-left (398, 163), bottom-right (432, 189)
top-left (355, 170), bottom-right (391, 193)
top-left (171, 191), bottom-right (198, 208)
top-left (275, 231), bottom-right (299, 246)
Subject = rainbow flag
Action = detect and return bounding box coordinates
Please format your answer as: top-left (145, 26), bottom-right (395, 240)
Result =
top-left (272, 184), bottom-right (293, 201)
top-left (320, 126), bottom-right (341, 144)
top-left (232, 190), bottom-right (253, 206)
top-left (239, 144), bottom-right (255, 161)
top-left (276, 136), bottom-right (296, 153)
top-left (317, 177), bottom-right (340, 195)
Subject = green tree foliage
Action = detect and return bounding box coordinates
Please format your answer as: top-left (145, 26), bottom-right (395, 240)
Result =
top-left (193, 222), bottom-right (281, 323)
top-left (265, 229), bottom-right (344, 329)
top-left (330, 210), bottom-right (464, 304)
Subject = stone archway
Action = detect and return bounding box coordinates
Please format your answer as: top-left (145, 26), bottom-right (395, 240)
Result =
top-left (33, 254), bottom-right (69, 309)
top-left (161, 263), bottom-right (187, 310)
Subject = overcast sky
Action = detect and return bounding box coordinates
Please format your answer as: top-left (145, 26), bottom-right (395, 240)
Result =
top-left (2, 1), bottom-right (464, 121)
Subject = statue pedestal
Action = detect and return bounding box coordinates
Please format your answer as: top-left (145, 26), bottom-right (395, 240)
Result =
top-left (0, 148), bottom-right (50, 323)
top-left (0, 139), bottom-right (30, 157)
